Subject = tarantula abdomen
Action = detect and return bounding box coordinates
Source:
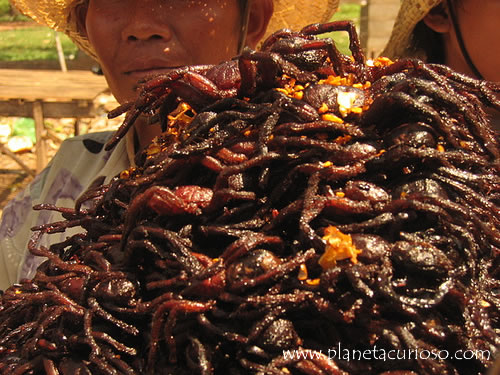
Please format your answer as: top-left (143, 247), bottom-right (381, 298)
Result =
top-left (92, 278), bottom-right (138, 307)
top-left (392, 178), bottom-right (449, 201)
top-left (256, 318), bottom-right (301, 352)
top-left (343, 180), bottom-right (390, 203)
top-left (390, 241), bottom-right (454, 277)
top-left (384, 122), bottom-right (437, 149)
top-left (303, 83), bottom-right (367, 114)
top-left (351, 234), bottom-right (391, 264)
top-left (226, 249), bottom-right (282, 287)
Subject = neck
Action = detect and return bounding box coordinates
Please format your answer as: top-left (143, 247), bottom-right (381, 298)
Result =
top-left (446, 0), bottom-right (484, 80)
top-left (133, 116), bottom-right (162, 151)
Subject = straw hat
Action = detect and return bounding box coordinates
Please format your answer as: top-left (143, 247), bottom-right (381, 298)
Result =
top-left (9, 0), bottom-right (339, 60)
top-left (381, 0), bottom-right (442, 59)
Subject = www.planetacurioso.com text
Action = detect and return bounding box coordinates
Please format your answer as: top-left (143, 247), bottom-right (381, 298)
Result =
top-left (283, 344), bottom-right (491, 362)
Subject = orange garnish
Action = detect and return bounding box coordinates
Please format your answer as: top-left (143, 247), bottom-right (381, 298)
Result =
top-left (322, 113), bottom-right (343, 123)
top-left (319, 226), bottom-right (362, 269)
top-left (298, 264), bottom-right (308, 281)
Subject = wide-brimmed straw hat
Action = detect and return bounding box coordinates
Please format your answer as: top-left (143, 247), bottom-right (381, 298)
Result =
top-left (9, 0), bottom-right (339, 60)
top-left (381, 0), bottom-right (442, 59)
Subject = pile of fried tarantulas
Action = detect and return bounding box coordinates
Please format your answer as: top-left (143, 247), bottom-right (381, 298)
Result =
top-left (1, 22), bottom-right (499, 375)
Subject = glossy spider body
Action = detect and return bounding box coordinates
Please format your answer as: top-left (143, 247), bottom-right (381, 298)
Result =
top-left (1, 20), bottom-right (499, 375)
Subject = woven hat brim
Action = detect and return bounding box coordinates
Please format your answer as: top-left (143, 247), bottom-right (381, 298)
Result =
top-left (10, 0), bottom-right (339, 61)
top-left (9, 0), bottom-right (96, 58)
top-left (381, 0), bottom-right (442, 59)
top-left (265, 0), bottom-right (340, 40)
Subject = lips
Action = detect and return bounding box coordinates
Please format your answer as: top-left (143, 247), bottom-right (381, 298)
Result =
top-left (126, 68), bottom-right (174, 82)
top-left (123, 59), bottom-right (185, 79)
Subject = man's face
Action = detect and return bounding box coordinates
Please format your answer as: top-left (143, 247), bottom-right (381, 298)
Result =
top-left (84, 0), bottom-right (242, 103)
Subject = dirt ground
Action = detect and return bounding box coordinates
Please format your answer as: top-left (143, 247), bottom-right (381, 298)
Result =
top-left (0, 152), bottom-right (35, 212)
top-left (0, 92), bottom-right (122, 216)
top-left (0, 20), bottom-right (117, 215)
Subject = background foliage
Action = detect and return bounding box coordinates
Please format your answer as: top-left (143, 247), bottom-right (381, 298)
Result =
top-left (0, 1), bottom-right (361, 61)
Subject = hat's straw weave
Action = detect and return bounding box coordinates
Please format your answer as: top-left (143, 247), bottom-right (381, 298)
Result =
top-left (381, 0), bottom-right (442, 59)
top-left (10, 0), bottom-right (339, 61)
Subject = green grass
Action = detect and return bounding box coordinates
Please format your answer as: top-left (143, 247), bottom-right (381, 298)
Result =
top-left (0, 27), bottom-right (78, 61)
top-left (325, 3), bottom-right (361, 55)
top-left (0, 0), bottom-right (9, 18)
top-left (0, 0), bottom-right (77, 61)
top-left (0, 1), bottom-right (361, 62)
top-left (0, 0), bottom-right (29, 21)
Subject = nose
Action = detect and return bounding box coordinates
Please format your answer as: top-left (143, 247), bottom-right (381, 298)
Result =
top-left (121, 1), bottom-right (173, 42)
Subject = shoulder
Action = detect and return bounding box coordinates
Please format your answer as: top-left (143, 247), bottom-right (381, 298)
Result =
top-left (29, 131), bottom-right (118, 198)
top-left (57, 131), bottom-right (115, 154)
top-left (18, 129), bottom-right (131, 209)
top-left (47, 131), bottom-right (119, 180)
top-left (0, 131), bottom-right (130, 286)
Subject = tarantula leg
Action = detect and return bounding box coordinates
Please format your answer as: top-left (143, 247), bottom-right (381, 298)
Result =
top-left (239, 48), bottom-right (316, 95)
top-left (246, 306), bottom-right (286, 343)
top-left (298, 172), bottom-right (325, 240)
top-left (0, 321), bottom-right (37, 348)
top-left (107, 100), bottom-right (134, 119)
top-left (147, 272), bottom-right (189, 291)
top-left (395, 325), bottom-right (454, 374)
top-left (344, 264), bottom-right (375, 298)
top-left (140, 65), bottom-right (214, 92)
top-left (241, 290), bottom-right (315, 309)
top-left (81, 309), bottom-right (119, 375)
top-left (92, 331), bottom-right (137, 356)
top-left (301, 20), bottom-right (365, 68)
top-left (32, 203), bottom-right (85, 218)
top-left (9, 358), bottom-right (39, 375)
top-left (295, 354), bottom-right (346, 375)
top-left (196, 314), bottom-right (248, 344)
top-left (185, 336), bottom-right (214, 375)
top-left (391, 78), bottom-right (498, 159)
top-left (271, 37), bottom-right (346, 77)
top-left (104, 103), bottom-right (146, 151)
top-left (240, 357), bottom-right (271, 373)
top-left (214, 152), bottom-right (282, 191)
top-left (181, 108), bottom-right (264, 146)
top-left (131, 225), bottom-right (204, 276)
top-left (21, 305), bottom-right (70, 357)
top-left (274, 120), bottom-right (365, 137)
top-left (257, 110), bottom-right (281, 155)
top-left (228, 248), bottom-right (316, 292)
top-left (88, 297), bottom-right (139, 336)
top-left (204, 188), bottom-right (256, 213)
top-left (28, 243), bottom-right (94, 275)
top-left (100, 345), bottom-right (138, 375)
top-left (260, 28), bottom-right (301, 51)
top-left (147, 299), bottom-right (214, 369)
top-left (31, 216), bottom-right (93, 235)
top-left (430, 63), bottom-right (500, 110)
top-left (105, 65), bottom-right (215, 151)
top-left (221, 231), bottom-right (283, 265)
top-left (175, 119), bottom-right (248, 158)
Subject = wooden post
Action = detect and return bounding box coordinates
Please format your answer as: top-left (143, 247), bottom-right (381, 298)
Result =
top-left (54, 31), bottom-right (68, 73)
top-left (362, 0), bottom-right (400, 58)
top-left (33, 101), bottom-right (48, 173)
top-left (359, 0), bottom-right (369, 56)
top-left (0, 143), bottom-right (35, 176)
top-left (74, 118), bottom-right (80, 136)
